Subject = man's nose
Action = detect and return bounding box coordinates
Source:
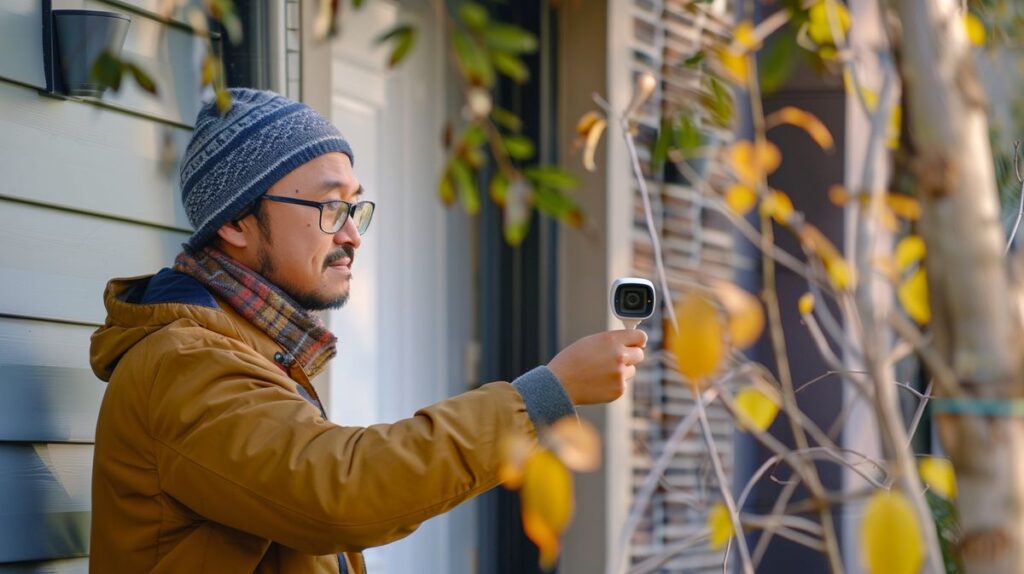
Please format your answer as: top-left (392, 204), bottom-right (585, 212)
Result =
top-left (334, 214), bottom-right (362, 248)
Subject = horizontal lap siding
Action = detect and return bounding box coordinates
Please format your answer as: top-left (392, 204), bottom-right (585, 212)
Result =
top-left (0, 0), bottom-right (200, 567)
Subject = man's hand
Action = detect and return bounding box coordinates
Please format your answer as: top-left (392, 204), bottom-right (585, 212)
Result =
top-left (547, 330), bottom-right (648, 405)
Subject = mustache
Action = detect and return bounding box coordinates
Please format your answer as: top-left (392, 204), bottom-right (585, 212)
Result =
top-left (323, 245), bottom-right (355, 269)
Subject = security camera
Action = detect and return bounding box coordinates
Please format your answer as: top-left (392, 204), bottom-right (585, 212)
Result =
top-left (610, 277), bottom-right (656, 329)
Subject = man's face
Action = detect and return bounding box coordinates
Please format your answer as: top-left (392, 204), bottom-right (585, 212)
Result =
top-left (251, 152), bottom-right (363, 310)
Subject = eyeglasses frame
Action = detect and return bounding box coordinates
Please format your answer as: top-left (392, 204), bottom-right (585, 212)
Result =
top-left (235, 195), bottom-right (375, 235)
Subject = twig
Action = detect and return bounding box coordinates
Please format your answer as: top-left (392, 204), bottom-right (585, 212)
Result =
top-left (626, 532), bottom-right (711, 574)
top-left (751, 478), bottom-right (801, 566)
top-left (1005, 140), bottom-right (1024, 253)
top-left (696, 389), bottom-right (755, 574)
top-left (747, 47), bottom-right (845, 570)
top-left (737, 447), bottom-right (888, 514)
top-left (741, 513), bottom-right (824, 537)
top-left (592, 92), bottom-right (679, 331)
top-left (887, 311), bottom-right (959, 397)
top-left (608, 386), bottom-right (720, 574)
top-left (905, 381), bottom-right (934, 447)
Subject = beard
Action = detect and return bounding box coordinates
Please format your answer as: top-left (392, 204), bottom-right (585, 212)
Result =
top-left (255, 243), bottom-right (354, 311)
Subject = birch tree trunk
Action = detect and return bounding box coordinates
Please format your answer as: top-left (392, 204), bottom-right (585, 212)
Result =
top-left (888, 0), bottom-right (1024, 571)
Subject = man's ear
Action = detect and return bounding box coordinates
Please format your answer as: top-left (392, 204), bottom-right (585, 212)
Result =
top-left (216, 217), bottom-right (253, 249)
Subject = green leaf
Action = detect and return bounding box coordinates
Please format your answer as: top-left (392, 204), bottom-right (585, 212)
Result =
top-left (533, 186), bottom-right (580, 219)
top-left (683, 51), bottom-right (706, 68)
top-left (439, 170), bottom-right (456, 204)
top-left (703, 76), bottom-right (734, 127)
top-left (523, 166), bottom-right (578, 190)
top-left (90, 51), bottom-right (123, 92)
top-left (483, 24), bottom-right (538, 53)
top-left (375, 25), bottom-right (417, 68)
top-left (758, 25), bottom-right (797, 94)
top-left (462, 124), bottom-right (488, 149)
top-left (504, 135), bottom-right (535, 160)
top-left (490, 174), bottom-right (509, 205)
top-left (459, 2), bottom-right (489, 29)
top-left (124, 61), bottom-right (159, 95)
top-left (925, 490), bottom-right (965, 574)
top-left (453, 31), bottom-right (495, 87)
top-left (450, 159), bottom-right (480, 215)
top-left (353, 0), bottom-right (365, 8)
top-left (504, 216), bottom-right (530, 245)
top-left (676, 114), bottom-right (701, 153)
top-left (652, 117), bottom-right (672, 171)
top-left (492, 51), bottom-right (529, 83)
top-left (491, 106), bottom-right (522, 133)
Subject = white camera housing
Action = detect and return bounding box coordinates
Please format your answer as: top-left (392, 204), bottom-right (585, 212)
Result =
top-left (610, 277), bottom-right (656, 329)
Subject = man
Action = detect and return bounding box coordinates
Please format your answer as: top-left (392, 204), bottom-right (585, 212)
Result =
top-left (89, 88), bottom-right (646, 573)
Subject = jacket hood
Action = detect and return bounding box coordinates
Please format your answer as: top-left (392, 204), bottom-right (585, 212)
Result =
top-left (90, 271), bottom-right (233, 382)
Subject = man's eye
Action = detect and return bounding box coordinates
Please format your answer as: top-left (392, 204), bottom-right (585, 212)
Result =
top-left (323, 202), bottom-right (344, 213)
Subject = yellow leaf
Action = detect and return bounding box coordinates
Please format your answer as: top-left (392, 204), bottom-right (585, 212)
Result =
top-left (798, 224), bottom-right (856, 289)
top-left (877, 206), bottom-right (900, 232)
top-left (523, 508), bottom-right (561, 570)
top-left (798, 292), bottom-right (815, 315)
top-left (807, 0), bottom-right (851, 46)
top-left (898, 268), bottom-right (931, 324)
top-left (667, 293), bottom-right (724, 384)
top-left (521, 450), bottom-right (574, 570)
top-left (895, 235), bottom-right (926, 270)
top-left (733, 20), bottom-right (761, 51)
top-left (760, 190), bottom-right (794, 225)
top-left (825, 256), bottom-right (854, 290)
top-left (708, 502), bottom-right (734, 550)
top-left (964, 13), bottom-right (986, 47)
top-left (919, 457), bottom-right (958, 500)
top-left (582, 118), bottom-right (607, 172)
top-left (767, 106), bottom-right (835, 150)
top-left (729, 141), bottom-right (782, 184)
top-left (713, 280), bottom-right (765, 349)
top-left (725, 184), bottom-right (758, 215)
top-left (798, 224), bottom-right (841, 260)
top-left (734, 386), bottom-right (780, 432)
top-left (886, 193), bottom-right (919, 220)
top-left (828, 184), bottom-right (849, 206)
top-left (717, 47), bottom-right (749, 85)
top-left (888, 104), bottom-right (902, 150)
top-left (215, 89), bottom-right (232, 115)
top-left (860, 490), bottom-right (925, 574)
top-left (818, 45), bottom-right (839, 61)
top-left (575, 111), bottom-right (603, 136)
top-left (546, 417), bottom-right (602, 473)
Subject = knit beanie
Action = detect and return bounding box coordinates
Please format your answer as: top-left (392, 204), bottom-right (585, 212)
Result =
top-left (180, 88), bottom-right (354, 249)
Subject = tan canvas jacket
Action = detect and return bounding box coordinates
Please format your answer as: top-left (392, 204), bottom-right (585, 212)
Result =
top-left (89, 271), bottom-right (572, 573)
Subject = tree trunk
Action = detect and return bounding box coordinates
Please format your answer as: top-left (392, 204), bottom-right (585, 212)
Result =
top-left (888, 0), bottom-right (1024, 571)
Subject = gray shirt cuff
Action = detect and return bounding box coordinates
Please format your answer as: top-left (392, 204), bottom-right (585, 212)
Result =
top-left (511, 366), bottom-right (577, 428)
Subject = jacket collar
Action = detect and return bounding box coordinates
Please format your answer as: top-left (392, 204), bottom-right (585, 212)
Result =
top-left (173, 247), bottom-right (337, 379)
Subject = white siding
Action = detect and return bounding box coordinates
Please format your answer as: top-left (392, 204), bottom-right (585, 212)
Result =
top-left (0, 0), bottom-right (201, 568)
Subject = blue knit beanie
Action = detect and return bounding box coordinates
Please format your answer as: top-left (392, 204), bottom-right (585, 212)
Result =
top-left (180, 88), bottom-right (354, 249)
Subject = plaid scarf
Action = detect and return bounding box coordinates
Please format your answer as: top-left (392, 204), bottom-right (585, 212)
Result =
top-left (174, 247), bottom-right (337, 378)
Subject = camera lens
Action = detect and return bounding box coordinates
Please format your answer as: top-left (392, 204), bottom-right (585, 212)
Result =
top-left (624, 291), bottom-right (643, 310)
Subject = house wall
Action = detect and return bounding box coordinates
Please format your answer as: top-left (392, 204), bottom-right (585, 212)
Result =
top-left (556, 1), bottom-right (630, 572)
top-left (0, 1), bottom-right (204, 571)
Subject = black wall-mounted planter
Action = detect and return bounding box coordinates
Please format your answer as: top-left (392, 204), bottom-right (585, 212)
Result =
top-left (42, 1), bottom-right (130, 98)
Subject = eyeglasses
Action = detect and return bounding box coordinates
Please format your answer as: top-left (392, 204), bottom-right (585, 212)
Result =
top-left (258, 195), bottom-right (375, 235)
